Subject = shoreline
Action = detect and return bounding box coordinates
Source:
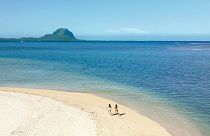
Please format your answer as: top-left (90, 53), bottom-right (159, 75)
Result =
top-left (0, 87), bottom-right (172, 136)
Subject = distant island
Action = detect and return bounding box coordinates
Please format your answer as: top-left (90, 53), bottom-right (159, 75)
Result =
top-left (0, 28), bottom-right (79, 42)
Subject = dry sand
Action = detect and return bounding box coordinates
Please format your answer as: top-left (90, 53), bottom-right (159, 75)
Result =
top-left (0, 87), bottom-right (172, 136)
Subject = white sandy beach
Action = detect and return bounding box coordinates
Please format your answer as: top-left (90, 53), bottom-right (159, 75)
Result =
top-left (0, 91), bottom-right (95, 136)
top-left (0, 87), bottom-right (172, 136)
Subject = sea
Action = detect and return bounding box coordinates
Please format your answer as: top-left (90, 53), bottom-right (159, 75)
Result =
top-left (0, 41), bottom-right (209, 136)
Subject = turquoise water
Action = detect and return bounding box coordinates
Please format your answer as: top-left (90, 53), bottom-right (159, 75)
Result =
top-left (0, 41), bottom-right (210, 135)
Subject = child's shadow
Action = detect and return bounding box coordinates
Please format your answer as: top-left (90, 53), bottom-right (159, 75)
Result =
top-left (112, 113), bottom-right (126, 116)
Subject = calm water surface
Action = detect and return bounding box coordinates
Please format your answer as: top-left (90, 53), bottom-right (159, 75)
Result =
top-left (0, 41), bottom-right (209, 136)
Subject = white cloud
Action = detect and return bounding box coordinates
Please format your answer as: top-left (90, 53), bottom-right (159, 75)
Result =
top-left (105, 27), bottom-right (150, 34)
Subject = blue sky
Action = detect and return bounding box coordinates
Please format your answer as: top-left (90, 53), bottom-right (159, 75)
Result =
top-left (0, 0), bottom-right (210, 40)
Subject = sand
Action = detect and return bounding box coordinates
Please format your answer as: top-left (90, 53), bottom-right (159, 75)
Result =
top-left (0, 87), bottom-right (172, 136)
top-left (0, 91), bottom-right (95, 136)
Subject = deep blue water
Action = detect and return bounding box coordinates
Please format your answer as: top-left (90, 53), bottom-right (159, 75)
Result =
top-left (0, 41), bottom-right (210, 135)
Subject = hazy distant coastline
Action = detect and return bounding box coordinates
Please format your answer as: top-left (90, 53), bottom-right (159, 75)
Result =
top-left (0, 28), bottom-right (79, 42)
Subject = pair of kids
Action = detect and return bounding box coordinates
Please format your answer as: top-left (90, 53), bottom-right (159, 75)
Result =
top-left (108, 104), bottom-right (118, 115)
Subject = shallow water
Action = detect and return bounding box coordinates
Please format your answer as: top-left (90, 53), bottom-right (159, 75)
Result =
top-left (0, 41), bottom-right (209, 135)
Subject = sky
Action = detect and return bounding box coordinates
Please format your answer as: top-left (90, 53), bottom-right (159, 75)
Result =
top-left (0, 0), bottom-right (210, 40)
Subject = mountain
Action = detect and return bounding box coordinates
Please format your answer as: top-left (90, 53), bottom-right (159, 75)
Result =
top-left (0, 28), bottom-right (78, 42)
top-left (39, 28), bottom-right (77, 41)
